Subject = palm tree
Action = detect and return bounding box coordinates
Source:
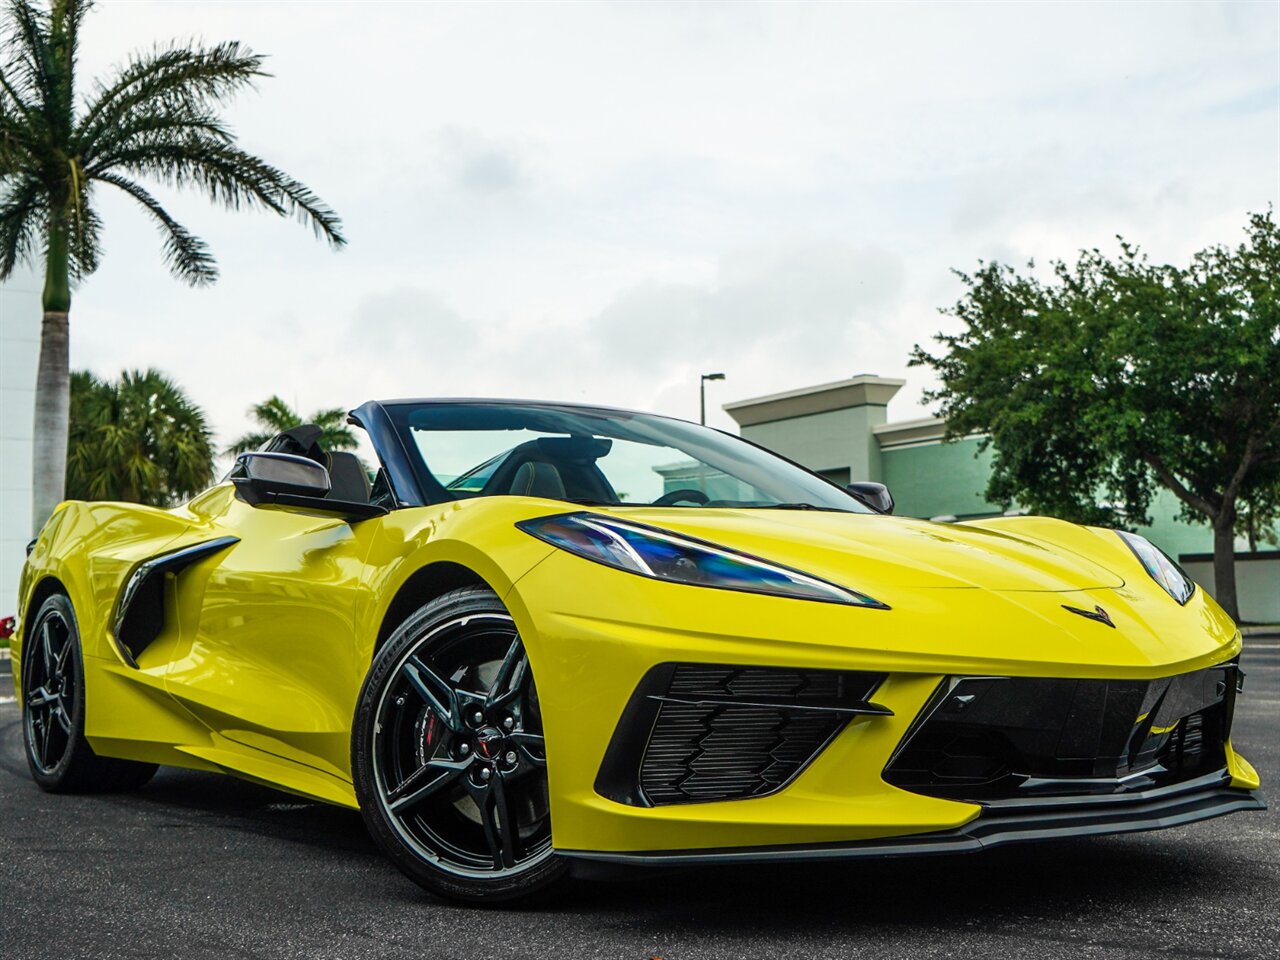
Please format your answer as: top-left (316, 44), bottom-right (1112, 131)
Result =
top-left (1, 0), bottom-right (345, 535)
top-left (226, 394), bottom-right (358, 455)
top-left (67, 368), bottom-right (215, 505)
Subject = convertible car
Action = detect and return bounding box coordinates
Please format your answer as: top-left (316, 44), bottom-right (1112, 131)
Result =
top-left (13, 398), bottom-right (1265, 902)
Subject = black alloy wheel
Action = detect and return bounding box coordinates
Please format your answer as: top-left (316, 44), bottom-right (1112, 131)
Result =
top-left (352, 586), bottom-right (566, 903)
top-left (22, 593), bottom-right (157, 792)
top-left (23, 598), bottom-right (76, 776)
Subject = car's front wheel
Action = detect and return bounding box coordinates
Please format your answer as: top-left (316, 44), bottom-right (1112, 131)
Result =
top-left (351, 586), bottom-right (565, 903)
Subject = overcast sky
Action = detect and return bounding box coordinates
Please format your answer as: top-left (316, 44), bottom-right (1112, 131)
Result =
top-left (47, 0), bottom-right (1280, 451)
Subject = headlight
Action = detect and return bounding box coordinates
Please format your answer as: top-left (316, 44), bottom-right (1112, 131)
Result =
top-left (517, 512), bottom-right (887, 608)
top-left (1115, 531), bottom-right (1195, 604)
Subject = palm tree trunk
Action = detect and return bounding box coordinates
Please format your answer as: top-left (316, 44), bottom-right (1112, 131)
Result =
top-left (32, 214), bottom-right (72, 537)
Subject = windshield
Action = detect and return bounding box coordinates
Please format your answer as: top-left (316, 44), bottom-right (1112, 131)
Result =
top-left (385, 402), bottom-right (871, 513)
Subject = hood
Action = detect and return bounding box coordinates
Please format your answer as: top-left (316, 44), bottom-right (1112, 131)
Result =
top-left (590, 507), bottom-right (1125, 596)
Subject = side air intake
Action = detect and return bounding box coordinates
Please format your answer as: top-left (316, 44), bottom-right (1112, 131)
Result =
top-left (112, 537), bottom-right (239, 667)
top-left (595, 664), bottom-right (891, 807)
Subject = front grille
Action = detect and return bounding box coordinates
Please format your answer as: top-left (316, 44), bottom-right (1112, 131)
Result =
top-left (883, 663), bottom-right (1237, 801)
top-left (595, 663), bottom-right (889, 807)
top-left (641, 701), bottom-right (845, 804)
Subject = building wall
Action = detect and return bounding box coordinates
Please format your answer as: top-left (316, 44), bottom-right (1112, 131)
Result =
top-left (0, 261), bottom-right (41, 613)
top-left (880, 437), bottom-right (1004, 520)
top-left (1180, 554), bottom-right (1280, 624)
top-left (741, 405), bottom-right (888, 483)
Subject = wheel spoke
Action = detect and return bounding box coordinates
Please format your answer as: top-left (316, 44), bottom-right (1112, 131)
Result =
top-left (401, 656), bottom-right (463, 732)
top-left (40, 619), bottom-right (56, 678)
top-left (387, 756), bottom-right (473, 814)
top-left (474, 774), bottom-right (522, 870)
top-left (51, 702), bottom-right (72, 735)
top-left (38, 710), bottom-right (53, 767)
top-left (26, 685), bottom-right (56, 709)
top-left (485, 636), bottom-right (528, 709)
top-left (53, 631), bottom-right (73, 677)
top-left (510, 731), bottom-right (547, 769)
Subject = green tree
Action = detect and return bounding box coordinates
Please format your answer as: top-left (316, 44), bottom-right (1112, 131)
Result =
top-left (225, 394), bottom-right (357, 455)
top-left (1237, 481), bottom-right (1280, 552)
top-left (67, 368), bottom-right (215, 505)
top-left (0, 0), bottom-right (345, 536)
top-left (910, 211), bottom-right (1280, 622)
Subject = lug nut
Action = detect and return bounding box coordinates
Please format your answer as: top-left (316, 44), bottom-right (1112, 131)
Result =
top-left (479, 768), bottom-right (492, 781)
top-left (502, 717), bottom-right (514, 730)
top-left (459, 743), bottom-right (470, 755)
top-left (472, 711), bottom-right (484, 725)
top-left (504, 751), bottom-right (517, 765)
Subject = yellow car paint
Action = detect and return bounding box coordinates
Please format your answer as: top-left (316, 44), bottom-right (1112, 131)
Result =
top-left (12, 484), bottom-right (1258, 854)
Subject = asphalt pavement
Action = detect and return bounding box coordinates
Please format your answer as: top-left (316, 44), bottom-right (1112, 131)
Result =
top-left (1, 639), bottom-right (1277, 960)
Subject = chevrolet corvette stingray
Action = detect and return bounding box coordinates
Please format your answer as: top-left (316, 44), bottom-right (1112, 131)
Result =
top-left (12, 398), bottom-right (1265, 902)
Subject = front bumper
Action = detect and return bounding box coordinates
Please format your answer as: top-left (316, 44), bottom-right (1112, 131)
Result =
top-left (510, 549), bottom-right (1255, 856)
top-left (561, 770), bottom-right (1266, 866)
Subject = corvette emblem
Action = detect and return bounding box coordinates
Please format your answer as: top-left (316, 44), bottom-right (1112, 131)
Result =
top-left (1062, 604), bottom-right (1115, 628)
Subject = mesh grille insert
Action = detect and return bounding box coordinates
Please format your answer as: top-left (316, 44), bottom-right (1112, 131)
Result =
top-left (640, 702), bottom-right (845, 804)
top-left (594, 663), bottom-right (888, 807)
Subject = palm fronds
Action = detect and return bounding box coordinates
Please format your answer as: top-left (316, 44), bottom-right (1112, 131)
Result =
top-left (66, 367), bottom-right (216, 505)
top-left (0, 0), bottom-right (344, 286)
top-left (226, 394), bottom-right (358, 455)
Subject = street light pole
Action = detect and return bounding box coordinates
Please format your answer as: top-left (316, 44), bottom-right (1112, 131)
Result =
top-left (700, 372), bottom-right (726, 425)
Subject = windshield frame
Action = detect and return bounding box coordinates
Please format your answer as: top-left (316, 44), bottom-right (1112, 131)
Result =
top-left (370, 399), bottom-right (875, 514)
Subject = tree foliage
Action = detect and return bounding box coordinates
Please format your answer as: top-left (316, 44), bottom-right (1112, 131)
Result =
top-left (67, 368), bottom-right (215, 505)
top-left (911, 211), bottom-right (1280, 620)
top-left (225, 394), bottom-right (358, 455)
top-left (1237, 484), bottom-right (1280, 552)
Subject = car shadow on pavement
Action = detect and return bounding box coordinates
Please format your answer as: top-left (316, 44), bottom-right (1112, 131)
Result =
top-left (552, 835), bottom-right (1265, 932)
top-left (119, 764), bottom-right (1270, 930)
top-left (125, 767), bottom-right (379, 857)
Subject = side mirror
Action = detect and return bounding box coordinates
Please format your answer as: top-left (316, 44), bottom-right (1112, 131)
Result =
top-left (232, 452), bottom-right (331, 502)
top-left (231, 452), bottom-right (387, 522)
top-left (847, 481), bottom-right (894, 515)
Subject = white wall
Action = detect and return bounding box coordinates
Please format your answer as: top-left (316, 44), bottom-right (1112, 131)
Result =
top-left (1180, 555), bottom-right (1280, 625)
top-left (0, 261), bottom-right (41, 614)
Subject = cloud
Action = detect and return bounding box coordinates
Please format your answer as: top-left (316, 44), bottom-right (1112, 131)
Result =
top-left (436, 128), bottom-right (530, 198)
top-left (36, 0), bottom-right (1277, 449)
top-left (590, 240), bottom-right (905, 370)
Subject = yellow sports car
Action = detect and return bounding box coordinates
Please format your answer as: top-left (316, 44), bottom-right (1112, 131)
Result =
top-left (12, 398), bottom-right (1265, 902)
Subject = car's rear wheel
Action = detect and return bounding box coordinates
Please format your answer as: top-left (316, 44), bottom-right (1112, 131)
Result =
top-left (352, 586), bottom-right (565, 903)
top-left (23, 593), bottom-right (158, 793)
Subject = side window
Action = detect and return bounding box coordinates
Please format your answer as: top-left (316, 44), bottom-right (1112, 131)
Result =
top-left (446, 451), bottom-right (511, 497)
top-left (369, 468), bottom-right (395, 509)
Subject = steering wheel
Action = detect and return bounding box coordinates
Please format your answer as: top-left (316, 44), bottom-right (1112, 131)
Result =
top-left (652, 488), bottom-right (709, 506)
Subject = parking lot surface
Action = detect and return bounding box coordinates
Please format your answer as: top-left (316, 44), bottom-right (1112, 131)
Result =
top-left (1, 638), bottom-right (1276, 960)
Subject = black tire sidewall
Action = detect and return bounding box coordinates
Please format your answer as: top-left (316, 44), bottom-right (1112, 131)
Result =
top-left (23, 593), bottom-right (90, 790)
top-left (351, 585), bottom-right (567, 904)
top-left (22, 592), bottom-right (157, 793)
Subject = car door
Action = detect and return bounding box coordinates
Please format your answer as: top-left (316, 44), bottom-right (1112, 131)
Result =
top-left (163, 487), bottom-right (377, 781)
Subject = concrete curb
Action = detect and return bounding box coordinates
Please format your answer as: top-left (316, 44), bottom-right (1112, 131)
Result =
top-left (1242, 625), bottom-right (1280, 639)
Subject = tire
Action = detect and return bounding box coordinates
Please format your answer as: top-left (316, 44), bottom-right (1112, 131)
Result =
top-left (352, 585), bottom-right (567, 903)
top-left (22, 593), bottom-right (158, 793)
